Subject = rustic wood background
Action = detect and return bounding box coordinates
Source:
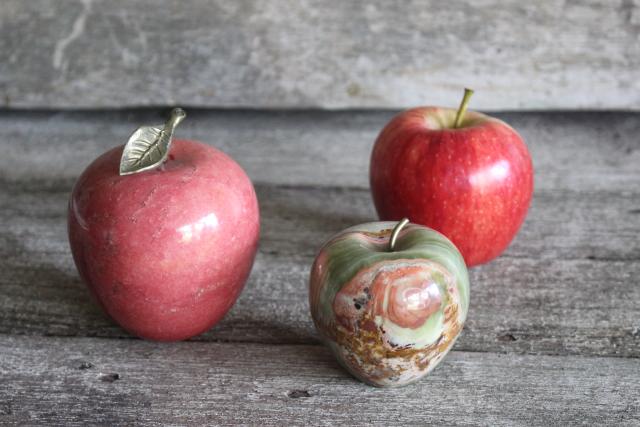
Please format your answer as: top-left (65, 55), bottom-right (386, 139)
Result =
top-left (1, 110), bottom-right (639, 425)
top-left (1, 1), bottom-right (639, 425)
top-left (1, 0), bottom-right (639, 110)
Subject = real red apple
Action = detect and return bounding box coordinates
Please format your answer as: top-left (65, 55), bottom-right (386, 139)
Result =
top-left (68, 110), bottom-right (260, 341)
top-left (369, 89), bottom-right (533, 266)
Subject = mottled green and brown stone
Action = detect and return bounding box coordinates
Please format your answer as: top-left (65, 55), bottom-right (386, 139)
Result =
top-left (309, 221), bottom-right (470, 387)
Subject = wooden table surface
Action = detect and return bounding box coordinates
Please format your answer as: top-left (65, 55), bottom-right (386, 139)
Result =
top-left (1, 110), bottom-right (639, 425)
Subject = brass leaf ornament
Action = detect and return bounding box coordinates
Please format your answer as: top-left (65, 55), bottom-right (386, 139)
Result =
top-left (119, 108), bottom-right (186, 175)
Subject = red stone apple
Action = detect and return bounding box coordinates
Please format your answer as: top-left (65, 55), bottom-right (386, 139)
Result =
top-left (370, 89), bottom-right (533, 266)
top-left (68, 109), bottom-right (260, 341)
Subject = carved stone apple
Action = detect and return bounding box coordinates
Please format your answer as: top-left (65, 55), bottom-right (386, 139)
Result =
top-left (309, 219), bottom-right (470, 387)
top-left (68, 109), bottom-right (260, 341)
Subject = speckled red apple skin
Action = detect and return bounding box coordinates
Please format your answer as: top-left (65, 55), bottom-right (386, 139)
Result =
top-left (68, 139), bottom-right (260, 341)
top-left (370, 108), bottom-right (533, 267)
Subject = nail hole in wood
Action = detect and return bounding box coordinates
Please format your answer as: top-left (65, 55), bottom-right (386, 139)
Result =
top-left (287, 390), bottom-right (311, 398)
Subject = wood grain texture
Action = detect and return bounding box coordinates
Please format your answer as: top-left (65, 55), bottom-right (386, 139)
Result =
top-left (2, 180), bottom-right (639, 356)
top-left (1, 110), bottom-right (639, 192)
top-left (1, 335), bottom-right (639, 426)
top-left (1, 0), bottom-right (639, 110)
top-left (1, 110), bottom-right (639, 424)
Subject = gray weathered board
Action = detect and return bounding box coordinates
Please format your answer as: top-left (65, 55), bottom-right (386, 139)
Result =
top-left (1, 336), bottom-right (639, 426)
top-left (1, 110), bottom-right (639, 425)
top-left (1, 0), bottom-right (640, 110)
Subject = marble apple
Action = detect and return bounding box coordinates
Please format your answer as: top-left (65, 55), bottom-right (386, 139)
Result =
top-left (370, 89), bottom-right (533, 266)
top-left (309, 219), bottom-right (469, 387)
top-left (68, 109), bottom-right (260, 341)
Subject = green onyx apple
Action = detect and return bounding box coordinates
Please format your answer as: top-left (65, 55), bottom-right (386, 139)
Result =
top-left (309, 219), bottom-right (469, 387)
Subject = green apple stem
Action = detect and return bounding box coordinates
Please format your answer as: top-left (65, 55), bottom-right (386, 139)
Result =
top-left (389, 218), bottom-right (410, 251)
top-left (453, 88), bottom-right (474, 128)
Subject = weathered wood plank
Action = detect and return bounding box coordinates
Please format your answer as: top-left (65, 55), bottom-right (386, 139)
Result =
top-left (1, 180), bottom-right (638, 356)
top-left (1, 1), bottom-right (639, 110)
top-left (1, 110), bottom-right (639, 191)
top-left (1, 335), bottom-right (638, 426)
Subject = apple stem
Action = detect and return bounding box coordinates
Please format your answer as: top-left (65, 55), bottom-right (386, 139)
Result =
top-left (166, 108), bottom-right (186, 131)
top-left (389, 218), bottom-right (410, 251)
top-left (453, 88), bottom-right (474, 129)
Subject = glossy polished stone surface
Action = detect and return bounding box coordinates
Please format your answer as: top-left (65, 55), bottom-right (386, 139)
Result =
top-left (309, 221), bottom-right (469, 387)
top-left (68, 139), bottom-right (260, 341)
